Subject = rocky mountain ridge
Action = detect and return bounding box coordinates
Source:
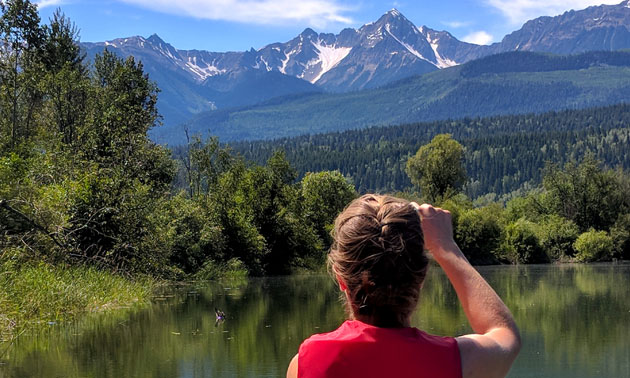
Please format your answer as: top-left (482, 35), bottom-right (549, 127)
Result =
top-left (80, 1), bottom-right (630, 126)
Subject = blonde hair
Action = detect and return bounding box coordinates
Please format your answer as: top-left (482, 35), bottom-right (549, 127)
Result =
top-left (329, 194), bottom-right (428, 327)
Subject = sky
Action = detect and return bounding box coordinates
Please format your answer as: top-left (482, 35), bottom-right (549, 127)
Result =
top-left (35, 0), bottom-right (624, 51)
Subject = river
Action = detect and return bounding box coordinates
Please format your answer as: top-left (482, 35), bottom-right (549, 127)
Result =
top-left (1, 264), bottom-right (629, 377)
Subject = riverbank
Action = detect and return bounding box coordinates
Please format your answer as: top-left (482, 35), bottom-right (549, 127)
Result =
top-left (0, 261), bottom-right (155, 343)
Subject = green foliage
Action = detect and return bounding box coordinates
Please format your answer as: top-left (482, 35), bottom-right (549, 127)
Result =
top-left (232, 104), bottom-right (630, 197)
top-left (504, 193), bottom-right (548, 223)
top-left (536, 215), bottom-right (580, 260)
top-left (0, 0), bottom-right (45, 150)
top-left (574, 229), bottom-right (614, 262)
top-left (300, 170), bottom-right (357, 241)
top-left (406, 134), bottom-right (466, 202)
top-left (193, 258), bottom-right (248, 281)
top-left (501, 218), bottom-right (547, 264)
top-left (454, 205), bottom-right (503, 264)
top-left (543, 157), bottom-right (624, 232)
top-left (439, 193), bottom-right (472, 230)
top-left (610, 214), bottom-right (630, 260)
top-left (0, 259), bottom-right (154, 340)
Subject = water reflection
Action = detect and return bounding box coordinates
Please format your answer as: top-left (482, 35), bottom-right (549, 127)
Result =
top-left (1, 265), bottom-right (629, 378)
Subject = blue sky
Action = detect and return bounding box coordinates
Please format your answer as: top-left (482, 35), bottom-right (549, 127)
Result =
top-left (36, 0), bottom-right (622, 51)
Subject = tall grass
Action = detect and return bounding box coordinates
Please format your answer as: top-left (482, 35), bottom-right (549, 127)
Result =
top-left (0, 258), bottom-right (155, 343)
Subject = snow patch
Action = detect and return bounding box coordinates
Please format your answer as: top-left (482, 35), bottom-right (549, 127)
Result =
top-left (184, 56), bottom-right (225, 81)
top-left (254, 56), bottom-right (272, 71)
top-left (280, 49), bottom-right (297, 74)
top-left (308, 40), bottom-right (352, 83)
top-left (425, 34), bottom-right (457, 69)
top-left (384, 24), bottom-right (432, 65)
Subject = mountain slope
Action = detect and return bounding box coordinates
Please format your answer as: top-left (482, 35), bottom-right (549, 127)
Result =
top-left (81, 1), bottom-right (630, 131)
top-left (153, 50), bottom-right (630, 144)
top-left (488, 0), bottom-right (630, 55)
top-left (82, 36), bottom-right (322, 127)
top-left (229, 103), bottom-right (630, 196)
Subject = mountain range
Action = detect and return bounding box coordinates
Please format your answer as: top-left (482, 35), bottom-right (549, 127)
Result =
top-left (151, 50), bottom-right (630, 143)
top-left (81, 0), bottom-right (630, 143)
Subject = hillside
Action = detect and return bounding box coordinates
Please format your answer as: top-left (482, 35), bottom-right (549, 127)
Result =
top-left (156, 50), bottom-right (630, 144)
top-left (229, 103), bottom-right (630, 198)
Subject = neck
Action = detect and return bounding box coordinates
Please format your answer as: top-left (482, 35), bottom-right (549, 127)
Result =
top-left (353, 314), bottom-right (411, 328)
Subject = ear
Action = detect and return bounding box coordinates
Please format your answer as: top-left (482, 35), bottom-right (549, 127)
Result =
top-left (336, 274), bottom-right (347, 292)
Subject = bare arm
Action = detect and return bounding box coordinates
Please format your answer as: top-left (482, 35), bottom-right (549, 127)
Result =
top-left (414, 203), bottom-right (521, 378)
top-left (287, 353), bottom-right (298, 378)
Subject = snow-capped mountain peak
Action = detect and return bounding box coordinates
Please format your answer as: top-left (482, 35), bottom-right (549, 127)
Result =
top-left (83, 3), bottom-right (630, 95)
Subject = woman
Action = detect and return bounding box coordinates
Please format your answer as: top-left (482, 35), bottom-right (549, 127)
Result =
top-left (287, 194), bottom-right (521, 378)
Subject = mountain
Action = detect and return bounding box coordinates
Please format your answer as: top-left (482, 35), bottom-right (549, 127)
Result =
top-left (487, 0), bottom-right (630, 55)
top-left (152, 50), bottom-right (630, 144)
top-left (81, 1), bottom-right (630, 133)
top-left (81, 35), bottom-right (321, 127)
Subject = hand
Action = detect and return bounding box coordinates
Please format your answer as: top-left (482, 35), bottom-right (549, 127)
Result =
top-left (410, 202), bottom-right (456, 255)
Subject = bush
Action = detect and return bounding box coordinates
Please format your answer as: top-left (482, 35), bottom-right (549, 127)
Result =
top-left (194, 258), bottom-right (248, 281)
top-left (455, 205), bottom-right (503, 264)
top-left (537, 215), bottom-right (580, 260)
top-left (501, 218), bottom-right (547, 264)
top-left (300, 170), bottom-right (357, 242)
top-left (440, 193), bottom-right (473, 228)
top-left (610, 214), bottom-right (630, 260)
top-left (574, 229), bottom-right (614, 262)
top-left (504, 193), bottom-right (547, 223)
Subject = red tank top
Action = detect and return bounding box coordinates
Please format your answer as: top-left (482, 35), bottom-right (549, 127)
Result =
top-left (298, 320), bottom-right (462, 378)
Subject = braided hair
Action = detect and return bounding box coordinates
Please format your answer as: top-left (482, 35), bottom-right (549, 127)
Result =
top-left (329, 194), bottom-right (429, 327)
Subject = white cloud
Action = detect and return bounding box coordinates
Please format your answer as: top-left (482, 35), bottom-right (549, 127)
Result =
top-left (462, 30), bottom-right (494, 45)
top-left (442, 20), bottom-right (471, 28)
top-left (118, 0), bottom-right (354, 27)
top-left (36, 0), bottom-right (64, 8)
top-left (485, 0), bottom-right (623, 25)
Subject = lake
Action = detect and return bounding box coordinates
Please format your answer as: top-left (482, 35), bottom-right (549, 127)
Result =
top-left (1, 264), bottom-right (629, 377)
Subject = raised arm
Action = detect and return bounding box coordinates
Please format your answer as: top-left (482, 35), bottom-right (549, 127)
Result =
top-left (414, 203), bottom-right (521, 378)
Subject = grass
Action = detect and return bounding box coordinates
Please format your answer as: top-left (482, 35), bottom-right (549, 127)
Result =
top-left (0, 259), bottom-right (155, 344)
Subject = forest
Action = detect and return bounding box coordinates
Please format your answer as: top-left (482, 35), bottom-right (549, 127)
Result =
top-left (1, 0), bottom-right (629, 340)
top-left (231, 104), bottom-right (630, 198)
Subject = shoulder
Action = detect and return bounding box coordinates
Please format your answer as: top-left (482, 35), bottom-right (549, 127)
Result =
top-left (286, 354), bottom-right (298, 378)
top-left (414, 328), bottom-right (460, 349)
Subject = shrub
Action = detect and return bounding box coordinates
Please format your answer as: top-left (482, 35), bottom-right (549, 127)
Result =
top-left (504, 193), bottom-right (547, 223)
top-left (455, 205), bottom-right (503, 264)
top-left (574, 229), bottom-right (614, 262)
top-left (537, 215), bottom-right (580, 260)
top-left (501, 218), bottom-right (547, 264)
top-left (610, 214), bottom-right (630, 260)
top-left (194, 258), bottom-right (248, 281)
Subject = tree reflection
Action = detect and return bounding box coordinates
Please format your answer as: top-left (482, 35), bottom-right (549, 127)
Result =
top-left (2, 265), bottom-right (629, 378)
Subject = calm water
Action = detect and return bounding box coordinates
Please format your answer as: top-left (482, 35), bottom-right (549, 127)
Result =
top-left (1, 264), bottom-right (629, 378)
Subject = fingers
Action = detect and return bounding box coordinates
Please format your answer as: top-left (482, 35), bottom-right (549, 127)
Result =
top-left (411, 202), bottom-right (450, 219)
top-left (418, 203), bottom-right (438, 219)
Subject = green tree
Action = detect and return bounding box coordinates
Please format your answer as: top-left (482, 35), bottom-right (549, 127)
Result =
top-left (574, 229), bottom-right (613, 262)
top-left (609, 214), bottom-right (630, 260)
top-left (543, 157), bottom-right (622, 232)
top-left (455, 205), bottom-right (503, 264)
top-left (536, 215), bottom-right (580, 260)
top-left (406, 134), bottom-right (466, 202)
top-left (300, 170), bottom-right (357, 242)
top-left (41, 9), bottom-right (89, 146)
top-left (0, 0), bottom-right (45, 149)
top-left (501, 218), bottom-right (547, 264)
